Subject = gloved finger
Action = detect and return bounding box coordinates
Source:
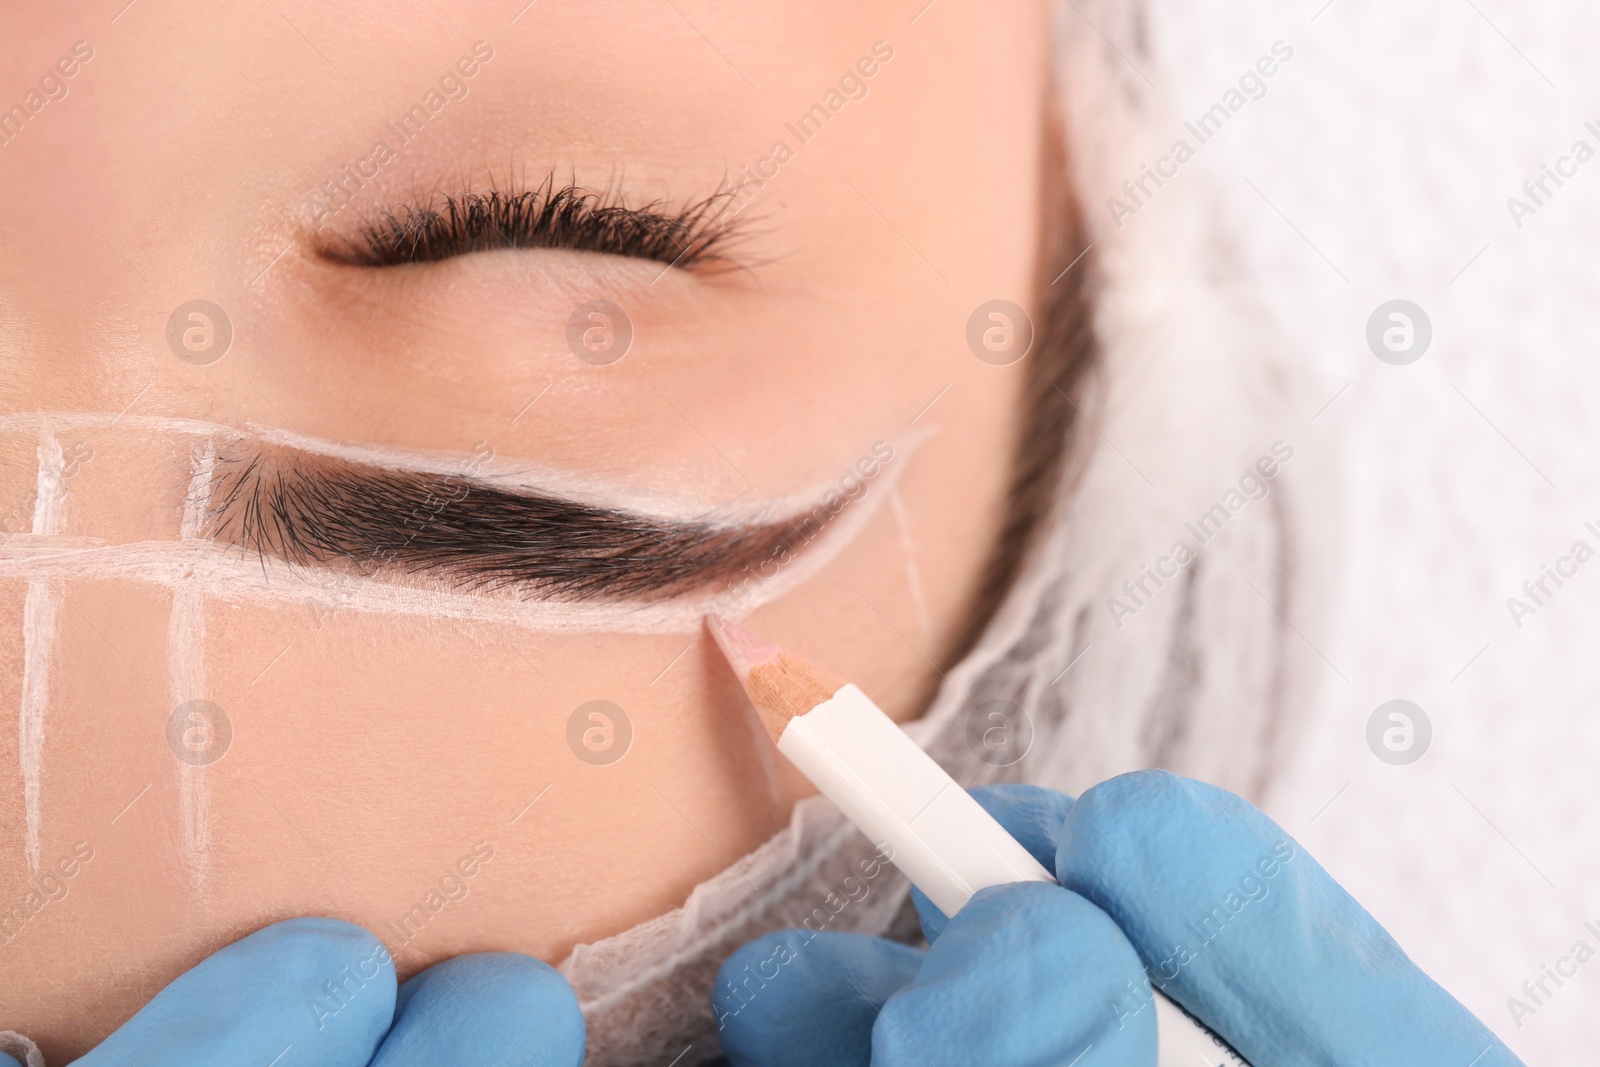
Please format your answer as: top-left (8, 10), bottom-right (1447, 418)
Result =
top-left (76, 918), bottom-right (395, 1067)
top-left (0, 1052), bottom-right (20, 1067)
top-left (715, 929), bottom-right (923, 1067)
top-left (1060, 770), bottom-right (1521, 1067)
top-left (912, 783), bottom-right (1076, 943)
top-left (369, 953), bottom-right (584, 1067)
top-left (878, 881), bottom-right (1155, 1067)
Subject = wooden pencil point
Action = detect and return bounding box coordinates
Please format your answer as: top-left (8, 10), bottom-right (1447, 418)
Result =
top-left (705, 617), bottom-right (845, 742)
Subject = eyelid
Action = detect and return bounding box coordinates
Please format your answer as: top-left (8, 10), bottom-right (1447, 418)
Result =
top-left (322, 178), bottom-right (744, 273)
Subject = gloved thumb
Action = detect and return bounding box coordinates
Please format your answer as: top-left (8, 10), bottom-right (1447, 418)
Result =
top-left (369, 953), bottom-right (584, 1067)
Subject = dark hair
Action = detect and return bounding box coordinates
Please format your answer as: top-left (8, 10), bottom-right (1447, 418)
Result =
top-left (941, 104), bottom-right (1098, 669)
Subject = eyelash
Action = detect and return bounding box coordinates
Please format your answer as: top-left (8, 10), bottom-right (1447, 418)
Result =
top-left (327, 179), bottom-right (742, 271)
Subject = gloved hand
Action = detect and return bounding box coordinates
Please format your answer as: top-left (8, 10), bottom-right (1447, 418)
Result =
top-left (714, 770), bottom-right (1524, 1067)
top-left (66, 917), bottom-right (584, 1067)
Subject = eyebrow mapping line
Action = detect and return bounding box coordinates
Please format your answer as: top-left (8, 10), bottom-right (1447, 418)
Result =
top-left (19, 418), bottom-right (65, 871)
top-left (0, 412), bottom-right (924, 634)
top-left (0, 412), bottom-right (837, 524)
top-left (0, 501), bottom-right (871, 635)
top-left (172, 438), bottom-right (216, 892)
top-left (201, 441), bottom-right (822, 602)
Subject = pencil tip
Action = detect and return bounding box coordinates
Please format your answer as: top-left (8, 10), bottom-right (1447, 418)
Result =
top-left (705, 615), bottom-right (781, 682)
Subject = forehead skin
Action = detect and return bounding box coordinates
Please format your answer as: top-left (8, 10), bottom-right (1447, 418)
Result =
top-left (0, 1), bottom-right (1050, 1059)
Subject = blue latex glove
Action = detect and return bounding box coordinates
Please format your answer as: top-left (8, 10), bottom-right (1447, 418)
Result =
top-left (71, 918), bottom-right (584, 1067)
top-left (715, 770), bottom-right (1523, 1067)
top-left (74, 918), bottom-right (397, 1067)
top-left (370, 952), bottom-right (584, 1066)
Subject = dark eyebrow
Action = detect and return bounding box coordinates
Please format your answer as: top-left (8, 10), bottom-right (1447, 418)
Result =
top-left (320, 176), bottom-right (746, 273)
top-left (201, 443), bottom-right (835, 601)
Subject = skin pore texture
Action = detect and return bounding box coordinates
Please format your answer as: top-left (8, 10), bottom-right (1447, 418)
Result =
top-left (0, 1), bottom-right (1055, 1059)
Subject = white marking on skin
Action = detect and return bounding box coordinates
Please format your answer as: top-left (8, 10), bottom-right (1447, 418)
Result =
top-left (0, 411), bottom-right (916, 526)
top-left (20, 420), bottom-right (65, 870)
top-left (0, 491), bottom-right (875, 635)
top-left (31, 426), bottom-right (64, 536)
top-left (19, 584), bottom-right (60, 872)
top-left (169, 587), bottom-right (209, 887)
top-left (180, 438), bottom-right (215, 540)
top-left (172, 440), bottom-right (215, 889)
top-left (0, 417), bottom-right (926, 634)
top-left (888, 488), bottom-right (931, 643)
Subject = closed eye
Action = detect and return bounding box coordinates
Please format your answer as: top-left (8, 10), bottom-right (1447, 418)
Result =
top-left (321, 175), bottom-right (745, 273)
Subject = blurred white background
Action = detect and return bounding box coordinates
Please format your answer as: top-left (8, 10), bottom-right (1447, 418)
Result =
top-left (1133, 0), bottom-right (1599, 1060)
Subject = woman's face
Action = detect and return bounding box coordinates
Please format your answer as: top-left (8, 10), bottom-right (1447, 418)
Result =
top-left (0, 1), bottom-right (1051, 1056)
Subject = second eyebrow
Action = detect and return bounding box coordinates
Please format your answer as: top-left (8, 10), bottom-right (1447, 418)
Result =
top-left (323, 179), bottom-right (745, 273)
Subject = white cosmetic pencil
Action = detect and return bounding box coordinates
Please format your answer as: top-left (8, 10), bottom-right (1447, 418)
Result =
top-left (708, 617), bottom-right (1248, 1067)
